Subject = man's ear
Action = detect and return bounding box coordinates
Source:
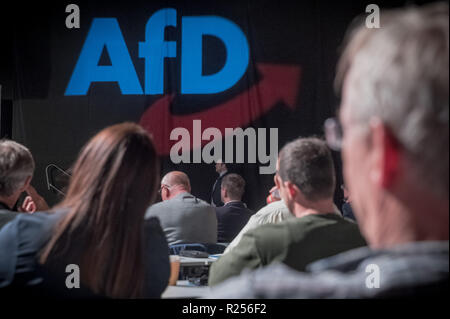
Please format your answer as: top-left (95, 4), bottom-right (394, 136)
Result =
top-left (370, 119), bottom-right (400, 189)
top-left (163, 187), bottom-right (170, 200)
top-left (274, 175), bottom-right (281, 189)
top-left (286, 181), bottom-right (299, 199)
top-left (221, 187), bottom-right (227, 198)
top-left (20, 176), bottom-right (32, 193)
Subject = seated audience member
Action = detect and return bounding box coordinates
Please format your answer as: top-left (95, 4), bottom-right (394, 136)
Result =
top-left (209, 137), bottom-right (366, 286)
top-left (0, 123), bottom-right (170, 298)
top-left (0, 140), bottom-right (48, 229)
top-left (341, 184), bottom-right (356, 222)
top-left (224, 196), bottom-right (293, 255)
top-left (215, 173), bottom-right (253, 243)
top-left (146, 171), bottom-right (217, 245)
top-left (210, 3), bottom-right (449, 298)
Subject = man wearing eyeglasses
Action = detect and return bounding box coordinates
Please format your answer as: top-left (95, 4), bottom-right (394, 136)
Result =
top-left (210, 3), bottom-right (449, 298)
top-left (146, 171), bottom-right (217, 245)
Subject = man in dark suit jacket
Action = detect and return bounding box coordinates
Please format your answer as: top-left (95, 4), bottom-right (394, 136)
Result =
top-left (210, 159), bottom-right (229, 207)
top-left (215, 174), bottom-right (253, 243)
top-left (0, 203), bottom-right (17, 230)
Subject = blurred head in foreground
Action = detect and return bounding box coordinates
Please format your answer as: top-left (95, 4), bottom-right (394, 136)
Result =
top-left (336, 3), bottom-right (449, 246)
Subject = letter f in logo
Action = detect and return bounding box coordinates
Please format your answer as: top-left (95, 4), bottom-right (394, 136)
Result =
top-left (139, 8), bottom-right (177, 94)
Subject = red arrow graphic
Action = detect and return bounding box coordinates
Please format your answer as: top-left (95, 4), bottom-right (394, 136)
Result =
top-left (139, 63), bottom-right (301, 156)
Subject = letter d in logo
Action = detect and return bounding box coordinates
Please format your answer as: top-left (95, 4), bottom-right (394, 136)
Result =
top-left (181, 16), bottom-right (250, 94)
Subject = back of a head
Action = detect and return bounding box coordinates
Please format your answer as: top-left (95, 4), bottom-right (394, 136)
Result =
top-left (221, 173), bottom-right (246, 201)
top-left (40, 122), bottom-right (159, 298)
top-left (337, 2), bottom-right (449, 200)
top-left (163, 171), bottom-right (191, 191)
top-left (278, 137), bottom-right (336, 202)
top-left (0, 140), bottom-right (35, 198)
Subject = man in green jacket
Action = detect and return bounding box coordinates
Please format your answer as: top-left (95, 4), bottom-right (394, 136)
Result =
top-left (209, 137), bottom-right (366, 286)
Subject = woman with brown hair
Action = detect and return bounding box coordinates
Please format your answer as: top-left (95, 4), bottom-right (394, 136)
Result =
top-left (0, 123), bottom-right (170, 298)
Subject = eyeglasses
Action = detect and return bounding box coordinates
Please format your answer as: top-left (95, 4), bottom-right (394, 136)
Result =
top-left (324, 117), bottom-right (343, 151)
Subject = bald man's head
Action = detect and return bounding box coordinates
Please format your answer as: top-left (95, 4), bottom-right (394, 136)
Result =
top-left (160, 171), bottom-right (191, 200)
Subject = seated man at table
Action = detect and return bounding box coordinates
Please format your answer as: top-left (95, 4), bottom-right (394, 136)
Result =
top-left (146, 171), bottom-right (217, 245)
top-left (216, 173), bottom-right (253, 243)
top-left (209, 137), bottom-right (366, 286)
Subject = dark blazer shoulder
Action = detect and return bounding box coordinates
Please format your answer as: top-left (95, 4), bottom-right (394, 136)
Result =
top-left (5, 211), bottom-right (60, 244)
top-left (0, 211), bottom-right (62, 288)
top-left (0, 210), bottom-right (18, 230)
top-left (215, 205), bottom-right (228, 215)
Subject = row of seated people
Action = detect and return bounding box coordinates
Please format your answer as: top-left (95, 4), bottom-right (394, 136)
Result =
top-left (145, 170), bottom-right (253, 246)
top-left (146, 163), bottom-right (357, 252)
top-left (0, 127), bottom-right (364, 298)
top-left (144, 138), bottom-right (367, 287)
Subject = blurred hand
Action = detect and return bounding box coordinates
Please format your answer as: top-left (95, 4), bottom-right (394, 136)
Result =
top-left (19, 196), bottom-right (37, 213)
top-left (269, 186), bottom-right (278, 194)
top-left (267, 186), bottom-right (281, 204)
top-left (24, 185), bottom-right (50, 212)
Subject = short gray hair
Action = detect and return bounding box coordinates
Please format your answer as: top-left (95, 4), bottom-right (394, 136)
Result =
top-left (278, 137), bottom-right (336, 201)
top-left (0, 140), bottom-right (35, 197)
top-left (337, 3), bottom-right (449, 198)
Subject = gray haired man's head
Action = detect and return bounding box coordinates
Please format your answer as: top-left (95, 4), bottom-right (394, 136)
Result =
top-left (0, 140), bottom-right (35, 197)
top-left (337, 2), bottom-right (449, 199)
top-left (278, 137), bottom-right (336, 202)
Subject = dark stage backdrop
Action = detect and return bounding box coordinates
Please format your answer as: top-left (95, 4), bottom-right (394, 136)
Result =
top-left (0, 0), bottom-right (436, 210)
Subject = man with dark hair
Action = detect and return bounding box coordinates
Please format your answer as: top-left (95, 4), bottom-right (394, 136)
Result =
top-left (215, 173), bottom-right (253, 243)
top-left (208, 137), bottom-right (365, 286)
top-left (210, 3), bottom-right (449, 298)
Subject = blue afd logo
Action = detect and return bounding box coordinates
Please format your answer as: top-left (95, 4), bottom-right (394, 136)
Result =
top-left (65, 8), bottom-right (250, 95)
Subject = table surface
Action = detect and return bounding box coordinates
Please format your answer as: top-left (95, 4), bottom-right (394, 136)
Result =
top-left (162, 280), bottom-right (211, 299)
top-left (179, 255), bottom-right (220, 266)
